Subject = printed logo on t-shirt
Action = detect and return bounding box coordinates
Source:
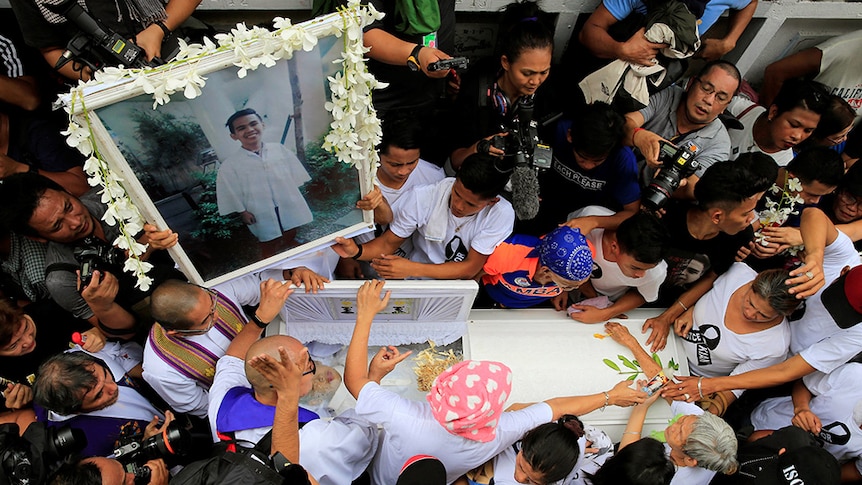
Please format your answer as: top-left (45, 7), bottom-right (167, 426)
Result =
top-left (665, 253), bottom-right (711, 288)
top-left (445, 235), bottom-right (469, 263)
top-left (514, 277), bottom-right (531, 287)
top-left (553, 159), bottom-right (607, 191)
top-left (681, 324), bottom-right (721, 366)
top-left (819, 421), bottom-right (852, 445)
top-left (591, 262), bottom-right (603, 279)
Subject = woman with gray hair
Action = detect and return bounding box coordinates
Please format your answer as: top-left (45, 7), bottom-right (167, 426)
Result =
top-left (605, 322), bottom-right (739, 485)
top-left (671, 263), bottom-right (801, 415)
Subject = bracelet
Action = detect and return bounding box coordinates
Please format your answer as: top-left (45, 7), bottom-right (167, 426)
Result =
top-left (154, 20), bottom-right (171, 37)
top-left (632, 127), bottom-right (645, 143)
top-left (407, 44), bottom-right (423, 72)
top-left (676, 300), bottom-right (688, 312)
top-left (352, 243), bottom-right (364, 260)
top-left (697, 376), bottom-right (705, 400)
top-left (250, 312), bottom-right (270, 329)
top-left (601, 391), bottom-right (610, 412)
top-left (623, 431), bottom-right (641, 435)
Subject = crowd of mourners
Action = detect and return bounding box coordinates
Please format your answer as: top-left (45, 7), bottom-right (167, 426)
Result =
top-left (1, 0), bottom-right (862, 482)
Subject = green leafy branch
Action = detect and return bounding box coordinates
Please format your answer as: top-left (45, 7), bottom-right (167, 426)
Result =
top-left (602, 354), bottom-right (679, 381)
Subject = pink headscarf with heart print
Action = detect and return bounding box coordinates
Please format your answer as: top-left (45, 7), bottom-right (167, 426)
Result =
top-left (426, 360), bottom-right (513, 442)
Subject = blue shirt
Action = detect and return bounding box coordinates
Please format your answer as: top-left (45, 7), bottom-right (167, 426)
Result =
top-left (602, 0), bottom-right (752, 34)
top-left (517, 119), bottom-right (640, 236)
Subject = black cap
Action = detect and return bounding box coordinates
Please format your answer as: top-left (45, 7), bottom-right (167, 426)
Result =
top-left (396, 455), bottom-right (446, 485)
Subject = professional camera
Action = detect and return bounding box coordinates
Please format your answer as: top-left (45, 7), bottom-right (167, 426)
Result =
top-left (111, 423), bottom-right (191, 482)
top-left (73, 237), bottom-right (126, 289)
top-left (493, 96), bottom-right (553, 172)
top-left (642, 140), bottom-right (700, 211)
top-left (0, 422), bottom-right (87, 485)
top-left (48, 0), bottom-right (166, 73)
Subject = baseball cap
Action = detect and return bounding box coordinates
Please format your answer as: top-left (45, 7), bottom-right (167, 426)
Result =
top-left (396, 455), bottom-right (446, 485)
top-left (820, 266), bottom-right (862, 329)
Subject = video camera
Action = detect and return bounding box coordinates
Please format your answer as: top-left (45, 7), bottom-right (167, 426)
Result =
top-left (642, 140), bottom-right (700, 211)
top-left (0, 422), bottom-right (87, 485)
top-left (48, 0), bottom-right (166, 73)
top-left (110, 423), bottom-right (191, 484)
top-left (73, 237), bottom-right (126, 289)
top-left (491, 96), bottom-right (553, 172)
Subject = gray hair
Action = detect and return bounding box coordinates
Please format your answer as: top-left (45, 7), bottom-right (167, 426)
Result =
top-left (751, 268), bottom-right (801, 316)
top-left (683, 412), bottom-right (739, 474)
top-left (150, 280), bottom-right (206, 330)
top-left (34, 352), bottom-right (99, 415)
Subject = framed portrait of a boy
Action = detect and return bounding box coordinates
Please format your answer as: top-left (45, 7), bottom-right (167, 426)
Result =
top-left (61, 5), bottom-right (381, 287)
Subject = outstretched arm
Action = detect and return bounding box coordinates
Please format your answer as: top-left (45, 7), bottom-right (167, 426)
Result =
top-left (345, 280), bottom-right (392, 398)
top-left (663, 354), bottom-right (816, 401)
top-left (760, 47), bottom-right (822, 107)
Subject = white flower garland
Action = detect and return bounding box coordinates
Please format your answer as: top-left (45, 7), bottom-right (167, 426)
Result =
top-left (62, 1), bottom-right (382, 289)
top-left (755, 173), bottom-right (805, 256)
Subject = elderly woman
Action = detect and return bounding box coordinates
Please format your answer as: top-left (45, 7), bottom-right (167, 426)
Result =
top-left (671, 263), bottom-right (801, 415)
top-left (605, 322), bottom-right (739, 485)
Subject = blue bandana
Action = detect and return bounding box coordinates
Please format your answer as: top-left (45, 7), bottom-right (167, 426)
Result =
top-left (538, 227), bottom-right (593, 282)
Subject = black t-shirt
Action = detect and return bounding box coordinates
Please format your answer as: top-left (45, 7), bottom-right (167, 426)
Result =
top-left (448, 58), bottom-right (556, 153)
top-left (364, 0), bottom-right (455, 115)
top-left (654, 200), bottom-right (753, 305)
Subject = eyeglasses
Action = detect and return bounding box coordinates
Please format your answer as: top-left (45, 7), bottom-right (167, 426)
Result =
top-left (303, 357), bottom-right (316, 376)
top-left (838, 190), bottom-right (862, 210)
top-left (172, 288), bottom-right (219, 335)
top-left (693, 78), bottom-right (731, 103)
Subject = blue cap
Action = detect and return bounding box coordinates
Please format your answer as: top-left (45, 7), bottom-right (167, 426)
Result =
top-left (538, 226), bottom-right (593, 282)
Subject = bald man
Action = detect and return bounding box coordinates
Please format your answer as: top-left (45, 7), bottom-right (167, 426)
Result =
top-left (208, 328), bottom-right (378, 485)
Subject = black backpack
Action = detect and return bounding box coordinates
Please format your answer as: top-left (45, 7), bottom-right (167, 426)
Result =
top-left (170, 433), bottom-right (311, 485)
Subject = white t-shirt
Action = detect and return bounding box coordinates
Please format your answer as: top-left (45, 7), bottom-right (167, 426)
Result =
top-left (355, 381), bottom-right (553, 485)
top-left (668, 401), bottom-right (718, 485)
top-left (726, 97), bottom-right (794, 167)
top-left (815, 30), bottom-right (862, 118)
top-left (571, 206), bottom-right (666, 302)
top-left (751, 363), bottom-right (862, 474)
top-left (390, 178), bottom-right (515, 264)
top-left (790, 231), bottom-right (862, 372)
top-left (682, 263), bottom-right (791, 397)
top-left (208, 356), bottom-right (378, 485)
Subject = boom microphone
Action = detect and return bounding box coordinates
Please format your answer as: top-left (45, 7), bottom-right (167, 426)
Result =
top-left (511, 164), bottom-right (540, 220)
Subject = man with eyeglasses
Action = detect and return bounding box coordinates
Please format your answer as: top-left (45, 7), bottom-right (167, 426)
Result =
top-left (142, 266), bottom-right (328, 418)
top-left (208, 315), bottom-right (378, 485)
top-left (624, 60), bottom-right (740, 200)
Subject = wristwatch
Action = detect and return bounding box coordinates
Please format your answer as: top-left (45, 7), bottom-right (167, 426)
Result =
top-left (407, 44), bottom-right (423, 72)
top-left (250, 312), bottom-right (270, 328)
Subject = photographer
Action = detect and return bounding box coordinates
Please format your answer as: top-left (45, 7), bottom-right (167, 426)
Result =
top-left (448, 1), bottom-right (555, 171)
top-left (0, 173), bottom-right (183, 342)
top-left (624, 60), bottom-right (739, 200)
top-left (9, 0), bottom-right (201, 81)
top-left (51, 414), bottom-right (176, 485)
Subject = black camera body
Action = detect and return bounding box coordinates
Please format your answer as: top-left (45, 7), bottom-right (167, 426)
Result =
top-left (0, 422), bottom-right (86, 485)
top-left (73, 237), bottom-right (125, 289)
top-left (49, 0), bottom-right (159, 73)
top-left (112, 423), bottom-right (191, 481)
top-left (494, 96), bottom-right (553, 172)
top-left (643, 140), bottom-right (700, 211)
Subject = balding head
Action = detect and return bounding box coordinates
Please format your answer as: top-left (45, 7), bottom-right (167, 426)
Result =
top-left (150, 280), bottom-right (209, 330)
top-left (244, 335), bottom-right (314, 398)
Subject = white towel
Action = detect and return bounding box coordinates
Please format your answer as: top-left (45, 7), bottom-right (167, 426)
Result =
top-left (424, 178), bottom-right (456, 243)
